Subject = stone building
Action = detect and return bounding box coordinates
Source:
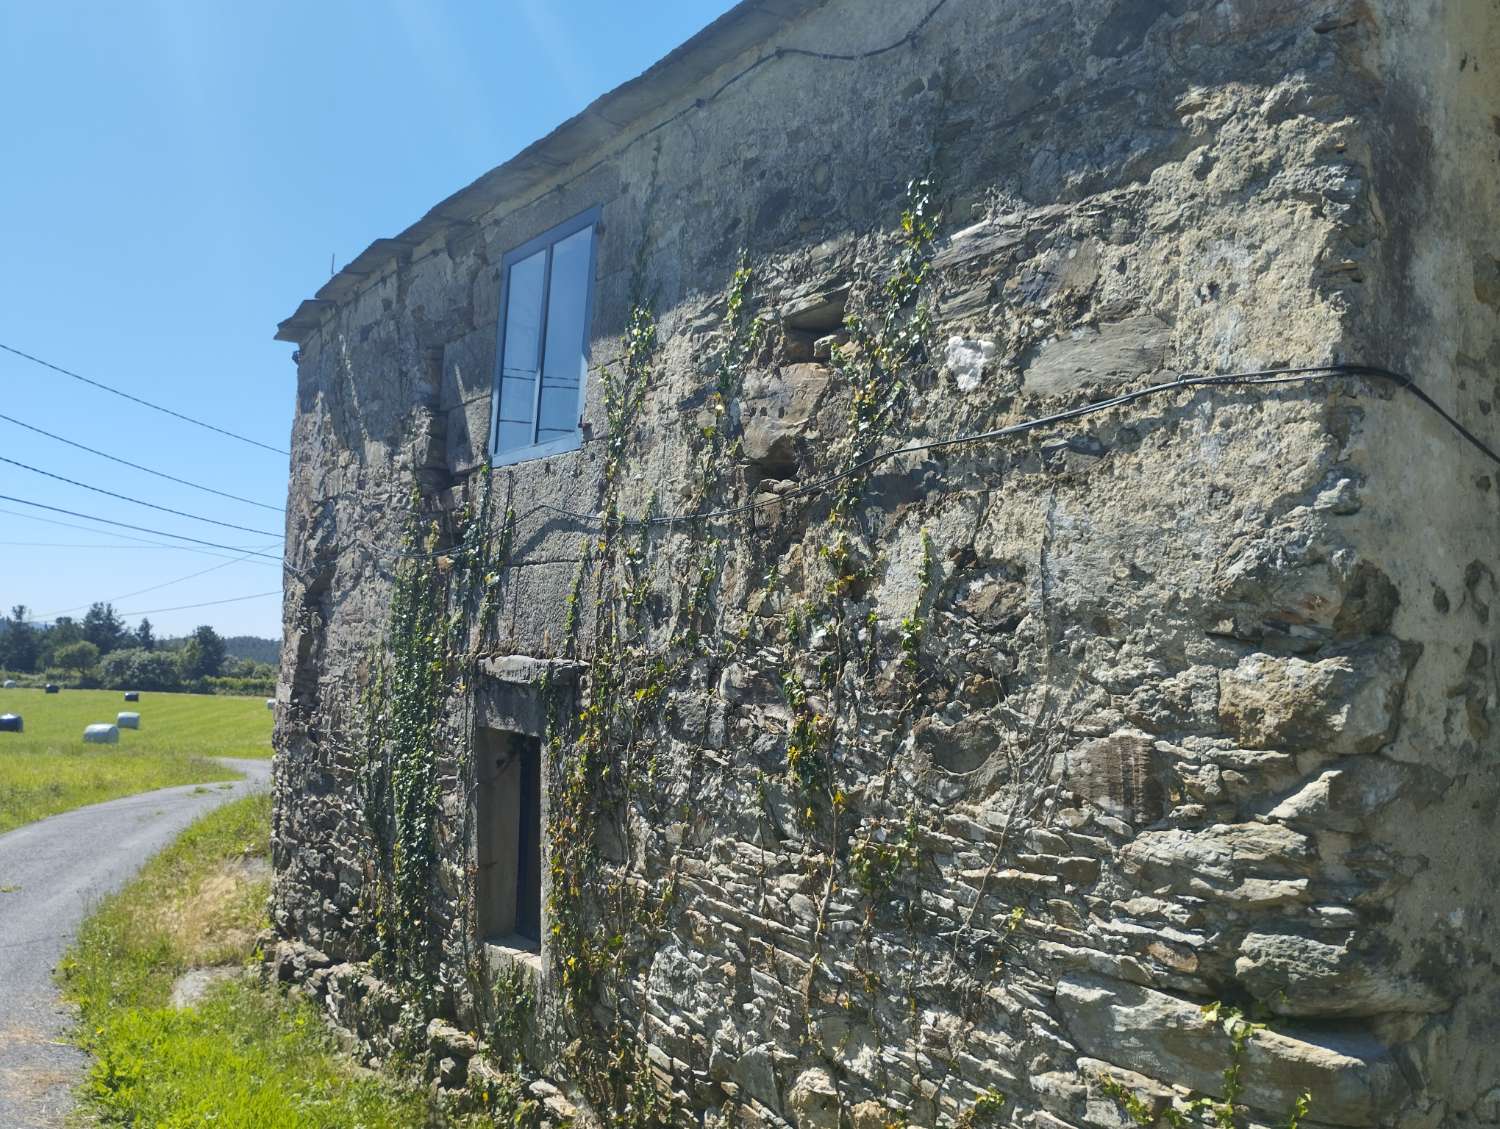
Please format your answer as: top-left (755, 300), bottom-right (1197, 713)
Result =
top-left (268, 1), bottom-right (1500, 1126)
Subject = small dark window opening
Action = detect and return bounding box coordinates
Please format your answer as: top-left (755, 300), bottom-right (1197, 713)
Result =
top-left (477, 729), bottom-right (543, 949)
top-left (514, 739), bottom-right (541, 942)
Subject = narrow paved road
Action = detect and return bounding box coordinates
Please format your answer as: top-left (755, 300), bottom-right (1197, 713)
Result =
top-left (0, 758), bottom-right (272, 1128)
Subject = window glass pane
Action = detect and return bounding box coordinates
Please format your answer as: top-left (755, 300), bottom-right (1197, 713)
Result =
top-left (496, 249), bottom-right (546, 452)
top-left (536, 226), bottom-right (592, 443)
top-left (494, 419), bottom-right (534, 454)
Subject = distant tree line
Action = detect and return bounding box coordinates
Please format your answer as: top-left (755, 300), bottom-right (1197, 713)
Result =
top-left (0, 603), bottom-right (277, 696)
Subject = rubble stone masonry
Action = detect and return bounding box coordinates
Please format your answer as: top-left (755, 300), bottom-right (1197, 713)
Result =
top-left (269, 1), bottom-right (1500, 1126)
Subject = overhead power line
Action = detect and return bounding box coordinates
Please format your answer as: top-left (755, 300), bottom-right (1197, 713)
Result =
top-left (0, 410), bottom-right (284, 512)
top-left (0, 494), bottom-right (286, 562)
top-left (0, 341), bottom-right (289, 457)
top-left (0, 507), bottom-right (281, 564)
top-left (40, 541), bottom-right (283, 619)
top-left (0, 541), bottom-right (259, 550)
top-left (0, 453), bottom-right (284, 538)
top-left (114, 590), bottom-right (282, 617)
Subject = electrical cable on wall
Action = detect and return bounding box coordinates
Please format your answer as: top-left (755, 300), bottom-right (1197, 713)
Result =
top-left (287, 362), bottom-right (1500, 580)
top-left (530, 363), bottom-right (1500, 530)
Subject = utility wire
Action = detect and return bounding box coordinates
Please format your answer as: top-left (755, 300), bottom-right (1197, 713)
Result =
top-left (0, 495), bottom-right (286, 562)
top-left (0, 505), bottom-right (281, 564)
top-left (517, 363), bottom-right (1500, 530)
top-left (303, 362), bottom-right (1491, 578)
top-left (114, 590), bottom-right (281, 617)
top-left (7, 362), bottom-right (1490, 624)
top-left (0, 453), bottom-right (284, 538)
top-left (0, 341), bottom-right (289, 456)
top-left (39, 542), bottom-right (283, 619)
top-left (0, 410), bottom-right (284, 513)
top-left (0, 540), bottom-right (280, 552)
top-left (10, 362), bottom-right (1483, 588)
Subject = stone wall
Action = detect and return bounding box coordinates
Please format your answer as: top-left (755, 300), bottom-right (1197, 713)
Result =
top-left (270, 1), bottom-right (1500, 1126)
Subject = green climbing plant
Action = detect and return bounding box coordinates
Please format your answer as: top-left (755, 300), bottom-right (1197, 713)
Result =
top-left (358, 500), bottom-right (450, 994)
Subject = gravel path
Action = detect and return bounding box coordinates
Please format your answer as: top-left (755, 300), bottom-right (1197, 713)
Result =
top-left (0, 758), bottom-right (272, 1128)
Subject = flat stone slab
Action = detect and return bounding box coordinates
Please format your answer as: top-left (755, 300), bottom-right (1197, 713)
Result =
top-left (1022, 315), bottom-right (1170, 396)
top-left (1055, 974), bottom-right (1409, 1125)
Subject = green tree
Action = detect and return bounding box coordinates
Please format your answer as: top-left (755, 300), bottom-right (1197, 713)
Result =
top-left (2, 605), bottom-right (38, 673)
top-left (55, 639), bottom-right (101, 675)
top-left (178, 624), bottom-right (227, 682)
top-left (99, 647), bottom-right (181, 692)
top-left (134, 618), bottom-right (156, 652)
top-left (38, 616), bottom-right (82, 669)
top-left (82, 602), bottom-right (127, 655)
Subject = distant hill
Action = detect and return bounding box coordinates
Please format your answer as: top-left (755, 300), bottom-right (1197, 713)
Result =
top-left (223, 636), bottom-right (280, 665)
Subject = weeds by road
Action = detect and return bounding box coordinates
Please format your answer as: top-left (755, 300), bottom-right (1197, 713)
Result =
top-left (0, 688), bottom-right (271, 833)
top-left (57, 792), bottom-right (442, 1128)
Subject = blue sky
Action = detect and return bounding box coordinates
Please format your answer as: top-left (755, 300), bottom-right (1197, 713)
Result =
top-left (0, 0), bottom-right (737, 639)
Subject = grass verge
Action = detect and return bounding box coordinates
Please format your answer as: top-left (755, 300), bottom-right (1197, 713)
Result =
top-left (0, 688), bottom-right (272, 833)
top-left (58, 792), bottom-right (441, 1128)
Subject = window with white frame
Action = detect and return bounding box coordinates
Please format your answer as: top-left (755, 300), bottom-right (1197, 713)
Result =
top-left (491, 207), bottom-right (600, 464)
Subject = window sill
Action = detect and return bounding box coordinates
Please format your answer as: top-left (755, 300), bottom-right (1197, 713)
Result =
top-left (483, 936), bottom-right (543, 984)
top-left (490, 432), bottom-right (581, 468)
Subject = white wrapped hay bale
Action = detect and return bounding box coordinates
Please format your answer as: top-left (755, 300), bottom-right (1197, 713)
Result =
top-left (0, 714), bottom-right (21, 733)
top-left (2, 679), bottom-right (16, 688)
top-left (83, 724), bottom-right (119, 744)
top-left (117, 712), bottom-right (141, 730)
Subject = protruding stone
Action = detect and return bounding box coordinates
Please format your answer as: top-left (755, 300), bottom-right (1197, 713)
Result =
top-left (1235, 928), bottom-right (1449, 1017)
top-left (1218, 638), bottom-right (1412, 754)
top-left (788, 1067), bottom-right (841, 1129)
top-left (427, 1018), bottom-right (480, 1061)
top-left (1060, 730), bottom-right (1168, 824)
top-left (1119, 822), bottom-right (1314, 906)
top-left (1055, 975), bottom-right (1409, 1126)
top-left (1022, 316), bottom-right (1169, 396)
top-left (739, 364), bottom-right (834, 471)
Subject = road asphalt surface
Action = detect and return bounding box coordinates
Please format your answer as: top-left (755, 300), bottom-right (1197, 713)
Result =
top-left (0, 757), bottom-right (272, 1128)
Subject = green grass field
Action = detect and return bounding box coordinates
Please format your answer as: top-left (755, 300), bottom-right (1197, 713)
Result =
top-left (0, 688), bottom-right (273, 834)
top-left (59, 795), bottom-right (455, 1129)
